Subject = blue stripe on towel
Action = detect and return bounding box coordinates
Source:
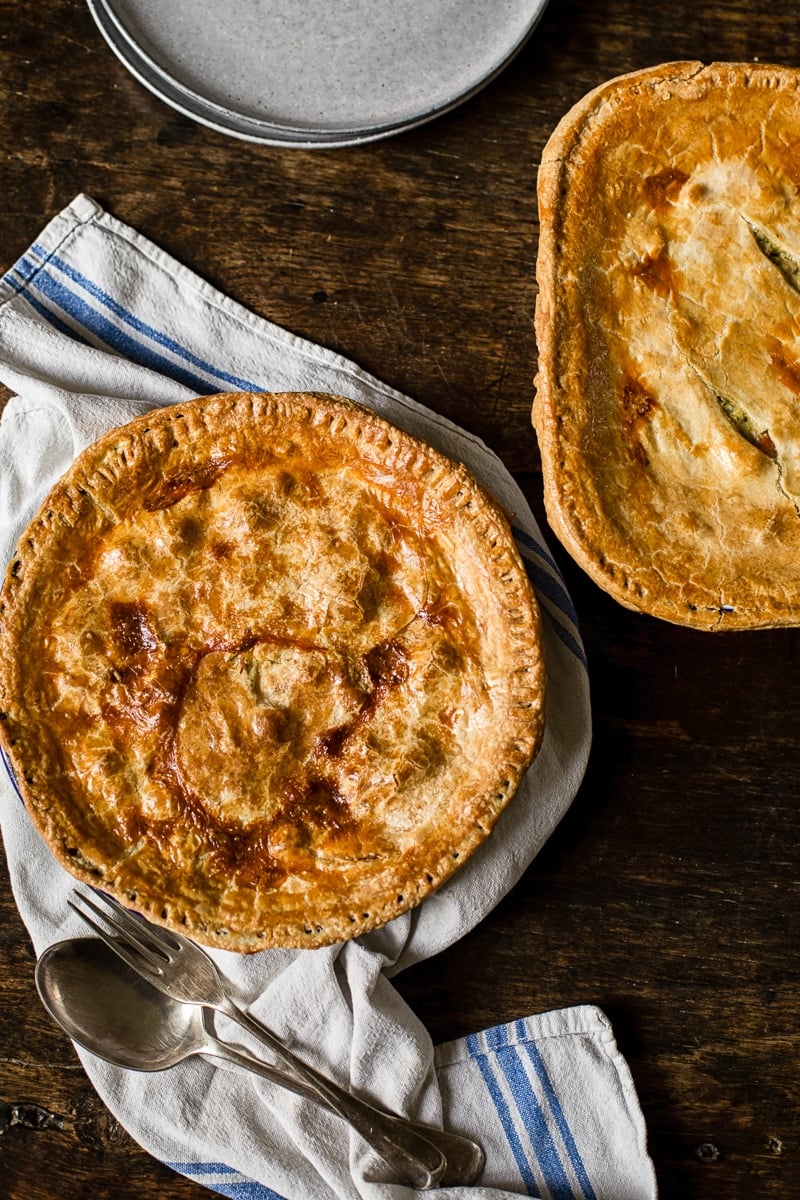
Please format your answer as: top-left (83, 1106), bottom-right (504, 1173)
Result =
top-left (547, 616), bottom-right (588, 670)
top-left (511, 525), bottom-right (587, 672)
top-left (33, 245), bottom-right (261, 393)
top-left (167, 1162), bottom-right (241, 1176)
top-left (469, 1024), bottom-right (591, 1200)
top-left (513, 523), bottom-right (561, 574)
top-left (166, 1162), bottom-right (286, 1200)
top-left (466, 1032), bottom-right (541, 1195)
top-left (537, 603), bottom-right (588, 671)
top-left (516, 544), bottom-right (579, 629)
top-left (0, 746), bottom-right (24, 804)
top-left (518, 554), bottom-right (588, 671)
top-left (206, 1184), bottom-right (285, 1200)
top-left (517, 1021), bottom-right (598, 1200)
top-left (494, 1045), bottom-right (576, 1200)
top-left (2, 253), bottom-right (42, 294)
top-left (19, 264), bottom-right (219, 393)
top-left (21, 287), bottom-right (90, 344)
top-left (4, 259), bottom-right (91, 344)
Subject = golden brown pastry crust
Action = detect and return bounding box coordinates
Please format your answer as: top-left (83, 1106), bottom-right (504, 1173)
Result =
top-left (0, 392), bottom-right (545, 950)
top-left (534, 61), bottom-right (800, 630)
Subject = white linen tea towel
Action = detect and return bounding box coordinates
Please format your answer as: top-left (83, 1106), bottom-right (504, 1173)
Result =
top-left (0, 194), bottom-right (657, 1200)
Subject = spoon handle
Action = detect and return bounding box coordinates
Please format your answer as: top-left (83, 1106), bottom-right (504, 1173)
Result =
top-left (208, 1005), bottom-right (444, 1188)
top-left (203, 1027), bottom-right (484, 1189)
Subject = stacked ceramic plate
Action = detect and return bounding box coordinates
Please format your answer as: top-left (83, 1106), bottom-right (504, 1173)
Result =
top-left (86, 0), bottom-right (549, 147)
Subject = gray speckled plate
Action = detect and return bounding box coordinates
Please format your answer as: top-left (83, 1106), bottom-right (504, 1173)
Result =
top-left (86, 0), bottom-right (549, 148)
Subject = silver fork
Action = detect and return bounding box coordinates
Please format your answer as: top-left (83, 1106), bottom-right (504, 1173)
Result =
top-left (69, 888), bottom-right (484, 1189)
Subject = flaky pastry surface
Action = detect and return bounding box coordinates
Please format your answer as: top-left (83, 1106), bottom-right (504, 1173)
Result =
top-left (535, 61), bottom-right (800, 629)
top-left (0, 392), bottom-right (545, 949)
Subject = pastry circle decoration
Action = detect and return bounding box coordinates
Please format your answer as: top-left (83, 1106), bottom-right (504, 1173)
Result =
top-left (0, 392), bottom-right (545, 949)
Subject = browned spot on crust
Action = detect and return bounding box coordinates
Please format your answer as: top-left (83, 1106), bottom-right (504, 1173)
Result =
top-left (769, 345), bottom-right (800, 396)
top-left (632, 248), bottom-right (675, 297)
top-left (314, 636), bottom-right (411, 760)
top-left (282, 775), bottom-right (354, 836)
top-left (621, 377), bottom-right (658, 466)
top-left (642, 167), bottom-right (690, 209)
top-left (364, 639), bottom-right (409, 689)
top-left (144, 457), bottom-right (232, 511)
top-left (108, 602), bottom-right (158, 657)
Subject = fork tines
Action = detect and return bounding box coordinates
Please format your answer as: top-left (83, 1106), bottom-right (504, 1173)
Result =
top-left (68, 888), bottom-right (172, 970)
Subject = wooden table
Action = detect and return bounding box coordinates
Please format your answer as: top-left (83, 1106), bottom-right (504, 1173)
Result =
top-left (1, 1), bottom-right (798, 1196)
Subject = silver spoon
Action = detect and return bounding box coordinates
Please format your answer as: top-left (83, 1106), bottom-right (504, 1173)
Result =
top-left (35, 937), bottom-right (484, 1188)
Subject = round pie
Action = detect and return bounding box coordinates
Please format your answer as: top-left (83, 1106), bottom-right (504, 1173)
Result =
top-left (0, 392), bottom-right (545, 950)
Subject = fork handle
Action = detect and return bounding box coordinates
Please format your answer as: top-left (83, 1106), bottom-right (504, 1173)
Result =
top-left (205, 1029), bottom-right (484, 1188)
top-left (217, 999), bottom-right (447, 1190)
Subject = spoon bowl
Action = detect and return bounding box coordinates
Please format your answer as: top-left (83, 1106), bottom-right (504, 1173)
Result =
top-left (37, 936), bottom-right (201, 1071)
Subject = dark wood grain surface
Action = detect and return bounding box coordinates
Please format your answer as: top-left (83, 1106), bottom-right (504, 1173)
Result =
top-left (1, 2), bottom-right (798, 1197)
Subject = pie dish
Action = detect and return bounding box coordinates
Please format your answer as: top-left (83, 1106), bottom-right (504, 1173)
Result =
top-left (0, 391), bottom-right (545, 950)
top-left (534, 61), bottom-right (800, 630)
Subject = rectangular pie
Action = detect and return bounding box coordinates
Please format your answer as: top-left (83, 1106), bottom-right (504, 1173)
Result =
top-left (534, 61), bottom-right (800, 629)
